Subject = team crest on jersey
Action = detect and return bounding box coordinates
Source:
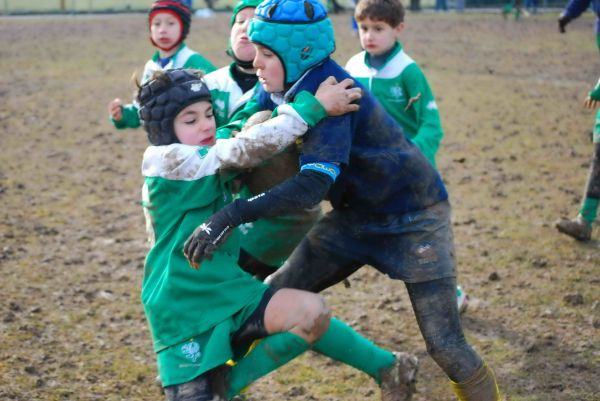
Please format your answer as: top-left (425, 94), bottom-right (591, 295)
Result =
top-left (426, 100), bottom-right (438, 110)
top-left (181, 341), bottom-right (201, 362)
top-left (389, 85), bottom-right (404, 102)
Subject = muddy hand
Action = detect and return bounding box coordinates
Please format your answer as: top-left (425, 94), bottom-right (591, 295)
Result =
top-left (315, 76), bottom-right (362, 116)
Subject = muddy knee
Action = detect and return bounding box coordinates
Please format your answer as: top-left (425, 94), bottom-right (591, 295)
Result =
top-left (295, 294), bottom-right (331, 343)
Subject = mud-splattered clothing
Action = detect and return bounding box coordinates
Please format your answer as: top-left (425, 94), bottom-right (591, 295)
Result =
top-left (206, 64), bottom-right (322, 269)
top-left (345, 42), bottom-right (443, 167)
top-left (222, 58), bottom-right (448, 214)
top-left (269, 200), bottom-right (456, 286)
top-left (219, 58), bottom-right (449, 282)
top-left (111, 43), bottom-right (216, 129)
top-left (140, 103), bottom-right (316, 386)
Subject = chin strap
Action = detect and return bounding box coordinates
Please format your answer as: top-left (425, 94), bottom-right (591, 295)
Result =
top-left (226, 48), bottom-right (254, 69)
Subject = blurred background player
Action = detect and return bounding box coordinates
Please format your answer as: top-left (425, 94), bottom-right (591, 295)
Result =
top-left (555, 0), bottom-right (600, 241)
top-left (107, 0), bottom-right (215, 130)
top-left (555, 88), bottom-right (600, 241)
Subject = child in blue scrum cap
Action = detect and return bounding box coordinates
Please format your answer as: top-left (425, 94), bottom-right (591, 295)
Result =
top-left (184, 0), bottom-right (502, 400)
top-left (203, 0), bottom-right (324, 282)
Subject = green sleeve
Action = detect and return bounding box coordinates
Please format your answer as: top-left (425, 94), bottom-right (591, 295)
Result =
top-left (215, 90), bottom-right (328, 139)
top-left (183, 53), bottom-right (217, 74)
top-left (403, 63), bottom-right (443, 168)
top-left (111, 103), bottom-right (141, 129)
top-left (589, 78), bottom-right (600, 101)
top-left (286, 91), bottom-right (328, 127)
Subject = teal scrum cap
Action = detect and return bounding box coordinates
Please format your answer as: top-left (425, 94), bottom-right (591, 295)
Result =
top-left (248, 0), bottom-right (335, 85)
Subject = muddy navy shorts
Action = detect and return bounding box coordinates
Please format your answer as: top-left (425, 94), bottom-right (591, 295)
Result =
top-left (267, 201), bottom-right (456, 292)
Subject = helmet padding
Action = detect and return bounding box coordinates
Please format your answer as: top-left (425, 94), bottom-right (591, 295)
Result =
top-left (138, 69), bottom-right (212, 146)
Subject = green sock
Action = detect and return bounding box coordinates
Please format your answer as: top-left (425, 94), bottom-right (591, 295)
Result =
top-left (227, 332), bottom-right (309, 398)
top-left (579, 197), bottom-right (599, 225)
top-left (312, 318), bottom-right (395, 383)
top-left (596, 34), bottom-right (600, 55)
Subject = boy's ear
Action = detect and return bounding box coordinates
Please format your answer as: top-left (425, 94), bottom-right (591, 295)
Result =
top-left (395, 22), bottom-right (405, 36)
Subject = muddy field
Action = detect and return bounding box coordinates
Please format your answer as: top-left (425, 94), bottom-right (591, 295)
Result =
top-left (0, 11), bottom-right (599, 401)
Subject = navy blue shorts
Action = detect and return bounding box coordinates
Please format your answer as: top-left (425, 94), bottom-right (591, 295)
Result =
top-left (268, 201), bottom-right (456, 291)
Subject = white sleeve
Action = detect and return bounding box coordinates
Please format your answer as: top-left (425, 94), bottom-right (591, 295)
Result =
top-left (141, 104), bottom-right (308, 181)
top-left (210, 104), bottom-right (307, 169)
top-left (142, 144), bottom-right (221, 181)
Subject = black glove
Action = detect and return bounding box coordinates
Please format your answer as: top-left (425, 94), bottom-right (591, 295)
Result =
top-left (184, 205), bottom-right (242, 268)
top-left (558, 15), bottom-right (572, 33)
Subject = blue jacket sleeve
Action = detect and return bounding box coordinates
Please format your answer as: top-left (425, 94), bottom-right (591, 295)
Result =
top-left (230, 169), bottom-right (333, 224)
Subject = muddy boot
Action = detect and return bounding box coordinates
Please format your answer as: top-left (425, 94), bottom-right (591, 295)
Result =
top-left (379, 352), bottom-right (419, 401)
top-left (450, 363), bottom-right (501, 401)
top-left (555, 215), bottom-right (592, 241)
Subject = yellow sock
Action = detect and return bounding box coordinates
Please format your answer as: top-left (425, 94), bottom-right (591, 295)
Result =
top-left (450, 362), bottom-right (501, 401)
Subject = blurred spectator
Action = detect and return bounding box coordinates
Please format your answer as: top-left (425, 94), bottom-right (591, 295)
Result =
top-left (525, 0), bottom-right (537, 14)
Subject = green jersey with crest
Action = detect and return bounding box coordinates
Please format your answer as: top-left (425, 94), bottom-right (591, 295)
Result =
top-left (140, 98), bottom-right (326, 386)
top-left (141, 103), bottom-right (311, 352)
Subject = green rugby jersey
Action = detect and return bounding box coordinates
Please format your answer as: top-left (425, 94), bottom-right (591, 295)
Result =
top-left (140, 102), bottom-right (320, 352)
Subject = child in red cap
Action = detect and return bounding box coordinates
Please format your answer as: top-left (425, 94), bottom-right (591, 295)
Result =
top-left (107, 0), bottom-right (216, 130)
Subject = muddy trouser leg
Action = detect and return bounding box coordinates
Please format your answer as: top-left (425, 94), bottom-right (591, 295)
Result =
top-left (266, 216), bottom-right (363, 292)
top-left (406, 277), bottom-right (500, 401)
top-left (405, 277), bottom-right (481, 382)
top-left (265, 219), bottom-right (401, 381)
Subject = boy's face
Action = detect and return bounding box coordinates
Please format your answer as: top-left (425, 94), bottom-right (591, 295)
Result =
top-left (174, 101), bottom-right (217, 146)
top-left (231, 7), bottom-right (256, 63)
top-left (150, 12), bottom-right (182, 50)
top-left (253, 44), bottom-right (285, 93)
top-left (357, 18), bottom-right (404, 57)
